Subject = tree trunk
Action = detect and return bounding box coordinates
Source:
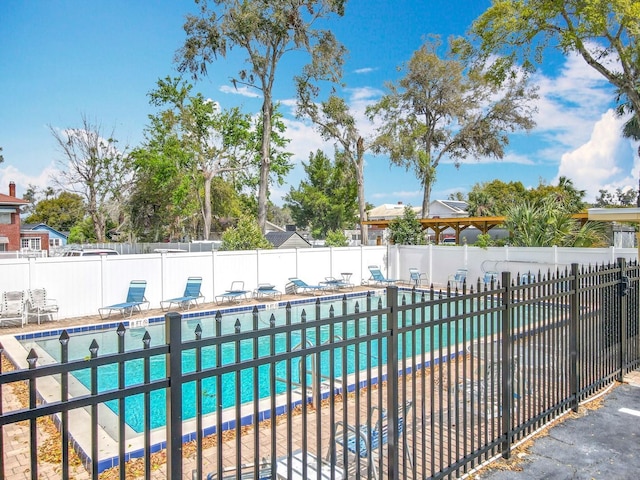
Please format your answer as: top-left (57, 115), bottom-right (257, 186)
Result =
top-left (356, 137), bottom-right (368, 246)
top-left (422, 181), bottom-right (432, 219)
top-left (88, 189), bottom-right (106, 242)
top-left (257, 98), bottom-right (273, 233)
top-left (203, 172), bottom-right (213, 240)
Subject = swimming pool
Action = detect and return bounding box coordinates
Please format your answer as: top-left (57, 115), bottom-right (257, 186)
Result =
top-left (18, 290), bottom-right (501, 433)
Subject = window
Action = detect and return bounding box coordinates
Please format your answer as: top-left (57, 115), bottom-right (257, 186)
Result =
top-left (21, 237), bottom-right (41, 250)
top-left (49, 238), bottom-right (61, 247)
top-left (0, 212), bottom-right (11, 224)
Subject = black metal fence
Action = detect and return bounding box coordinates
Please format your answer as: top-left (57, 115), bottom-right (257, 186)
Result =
top-left (1, 260), bottom-right (639, 479)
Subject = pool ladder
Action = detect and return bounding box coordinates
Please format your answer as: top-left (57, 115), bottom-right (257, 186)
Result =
top-left (275, 336), bottom-right (343, 407)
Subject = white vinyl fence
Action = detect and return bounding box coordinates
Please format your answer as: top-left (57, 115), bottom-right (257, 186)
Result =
top-left (0, 245), bottom-right (636, 320)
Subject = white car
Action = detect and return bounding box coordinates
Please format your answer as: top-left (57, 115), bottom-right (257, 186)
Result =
top-left (62, 248), bottom-right (119, 257)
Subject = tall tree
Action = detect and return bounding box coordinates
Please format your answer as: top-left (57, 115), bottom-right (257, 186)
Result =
top-left (50, 115), bottom-right (130, 242)
top-left (594, 187), bottom-right (638, 207)
top-left (471, 0), bottom-right (640, 161)
top-left (468, 179), bottom-right (505, 218)
top-left (233, 106), bottom-right (294, 203)
top-left (284, 149), bottom-right (357, 239)
top-left (366, 36), bottom-right (536, 217)
top-left (21, 184), bottom-right (39, 217)
top-left (296, 91), bottom-right (371, 244)
top-left (529, 176), bottom-right (586, 213)
top-left (146, 77), bottom-right (254, 240)
top-left (25, 191), bottom-right (86, 232)
top-left (177, 0), bottom-right (347, 232)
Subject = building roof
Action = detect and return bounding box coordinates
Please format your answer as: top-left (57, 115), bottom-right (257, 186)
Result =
top-left (367, 200), bottom-right (469, 220)
top-left (367, 203), bottom-right (421, 220)
top-left (436, 200), bottom-right (468, 213)
top-left (588, 208), bottom-right (640, 223)
top-left (265, 220), bottom-right (286, 233)
top-left (265, 231), bottom-right (310, 248)
top-left (0, 192), bottom-right (28, 206)
top-left (21, 223), bottom-right (68, 239)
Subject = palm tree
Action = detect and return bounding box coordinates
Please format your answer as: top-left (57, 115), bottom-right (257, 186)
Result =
top-left (615, 88), bottom-right (640, 205)
top-left (467, 190), bottom-right (496, 216)
top-left (504, 198), bottom-right (606, 247)
top-left (555, 176), bottom-right (586, 213)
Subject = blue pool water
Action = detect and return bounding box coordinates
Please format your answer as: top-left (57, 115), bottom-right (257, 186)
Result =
top-left (21, 292), bottom-right (499, 432)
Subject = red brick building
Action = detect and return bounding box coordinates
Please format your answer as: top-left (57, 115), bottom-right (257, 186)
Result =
top-left (0, 181), bottom-right (48, 253)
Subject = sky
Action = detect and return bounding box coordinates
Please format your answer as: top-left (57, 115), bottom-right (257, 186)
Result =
top-left (1, 0), bottom-right (638, 209)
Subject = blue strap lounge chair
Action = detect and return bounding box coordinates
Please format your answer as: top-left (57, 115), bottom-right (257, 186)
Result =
top-left (520, 272), bottom-right (537, 285)
top-left (215, 281), bottom-right (250, 305)
top-left (288, 277), bottom-right (329, 295)
top-left (331, 401), bottom-right (413, 479)
top-left (448, 268), bottom-right (468, 290)
top-left (408, 268), bottom-right (428, 287)
top-left (252, 283), bottom-right (282, 300)
top-left (367, 265), bottom-right (398, 286)
top-left (98, 280), bottom-right (150, 320)
top-left (321, 276), bottom-right (354, 291)
top-left (483, 271), bottom-right (499, 288)
top-left (161, 276), bottom-right (205, 311)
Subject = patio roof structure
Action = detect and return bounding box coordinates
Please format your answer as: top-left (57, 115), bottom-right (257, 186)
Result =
top-left (364, 213), bottom-right (589, 245)
top-left (588, 207), bottom-right (640, 257)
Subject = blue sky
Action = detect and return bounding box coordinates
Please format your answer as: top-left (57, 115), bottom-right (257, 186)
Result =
top-left (1, 0), bottom-right (638, 208)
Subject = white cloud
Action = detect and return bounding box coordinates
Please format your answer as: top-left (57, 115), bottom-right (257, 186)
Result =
top-left (0, 162), bottom-right (60, 198)
top-left (347, 86), bottom-right (383, 103)
top-left (353, 67), bottom-right (377, 74)
top-left (556, 110), bottom-right (635, 201)
top-left (370, 190), bottom-right (422, 200)
top-left (277, 86), bottom-right (383, 165)
top-left (219, 85), bottom-right (261, 98)
top-left (453, 150), bottom-right (537, 166)
top-left (280, 117), bottom-right (328, 163)
top-left (531, 51), bottom-right (614, 153)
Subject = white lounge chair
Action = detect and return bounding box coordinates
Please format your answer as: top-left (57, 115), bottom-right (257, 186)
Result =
top-left (0, 290), bottom-right (26, 327)
top-left (27, 288), bottom-right (59, 324)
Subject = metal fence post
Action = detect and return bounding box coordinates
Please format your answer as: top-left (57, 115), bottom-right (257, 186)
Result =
top-left (618, 257), bottom-right (629, 379)
top-left (386, 285), bottom-right (399, 479)
top-left (569, 263), bottom-right (580, 412)
top-left (165, 311), bottom-right (183, 479)
top-left (500, 271), bottom-right (512, 459)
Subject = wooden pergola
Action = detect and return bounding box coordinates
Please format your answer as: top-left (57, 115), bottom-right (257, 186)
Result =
top-left (364, 212), bottom-right (589, 244)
